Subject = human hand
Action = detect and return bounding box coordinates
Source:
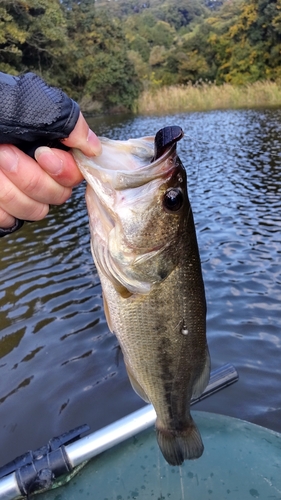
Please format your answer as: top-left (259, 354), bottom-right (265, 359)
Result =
top-left (0, 112), bottom-right (101, 230)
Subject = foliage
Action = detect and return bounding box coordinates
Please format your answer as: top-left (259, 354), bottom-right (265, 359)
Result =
top-left (0, 0), bottom-right (281, 113)
top-left (207, 0), bottom-right (279, 85)
top-left (62, 4), bottom-right (141, 110)
top-left (0, 0), bottom-right (67, 75)
top-left (0, 0), bottom-right (140, 111)
top-left (117, 0), bottom-right (281, 88)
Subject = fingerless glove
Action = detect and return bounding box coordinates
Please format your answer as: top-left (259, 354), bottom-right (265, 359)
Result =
top-left (0, 72), bottom-right (80, 236)
top-left (0, 72), bottom-right (80, 155)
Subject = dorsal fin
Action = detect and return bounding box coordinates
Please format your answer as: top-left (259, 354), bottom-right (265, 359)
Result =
top-left (153, 126), bottom-right (184, 161)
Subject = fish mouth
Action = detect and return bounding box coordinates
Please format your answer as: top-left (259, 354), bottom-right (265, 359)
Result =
top-left (72, 126), bottom-right (184, 191)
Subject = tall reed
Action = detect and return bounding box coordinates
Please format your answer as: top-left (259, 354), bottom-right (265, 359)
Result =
top-left (137, 81), bottom-right (281, 115)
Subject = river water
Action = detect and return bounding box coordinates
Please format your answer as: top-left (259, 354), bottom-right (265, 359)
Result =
top-left (0, 109), bottom-right (280, 468)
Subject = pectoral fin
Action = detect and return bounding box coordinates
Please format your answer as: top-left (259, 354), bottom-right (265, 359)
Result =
top-left (113, 283), bottom-right (133, 299)
top-left (103, 294), bottom-right (114, 333)
top-left (125, 360), bottom-right (150, 403)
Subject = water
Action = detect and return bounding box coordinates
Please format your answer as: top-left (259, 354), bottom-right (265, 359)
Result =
top-left (0, 109), bottom-right (280, 468)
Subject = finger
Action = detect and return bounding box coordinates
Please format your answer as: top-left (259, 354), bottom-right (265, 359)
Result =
top-left (0, 145), bottom-right (72, 205)
top-left (35, 146), bottom-right (84, 187)
top-left (0, 169), bottom-right (50, 221)
top-left (61, 112), bottom-right (102, 157)
top-left (0, 207), bottom-right (16, 229)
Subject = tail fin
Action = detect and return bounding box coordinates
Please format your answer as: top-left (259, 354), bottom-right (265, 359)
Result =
top-left (156, 416), bottom-right (204, 466)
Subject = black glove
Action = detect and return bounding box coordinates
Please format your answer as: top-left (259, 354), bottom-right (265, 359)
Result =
top-left (0, 72), bottom-right (80, 156)
top-left (0, 72), bottom-right (80, 237)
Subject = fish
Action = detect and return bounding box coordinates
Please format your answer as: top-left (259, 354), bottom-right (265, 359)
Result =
top-left (72, 126), bottom-right (210, 466)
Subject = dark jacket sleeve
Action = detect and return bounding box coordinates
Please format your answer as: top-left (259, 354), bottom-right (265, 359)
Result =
top-left (0, 72), bottom-right (80, 237)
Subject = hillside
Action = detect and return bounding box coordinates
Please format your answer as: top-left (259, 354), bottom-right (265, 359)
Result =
top-left (0, 0), bottom-right (280, 113)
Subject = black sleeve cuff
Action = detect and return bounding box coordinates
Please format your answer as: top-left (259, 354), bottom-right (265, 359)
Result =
top-left (0, 219), bottom-right (24, 238)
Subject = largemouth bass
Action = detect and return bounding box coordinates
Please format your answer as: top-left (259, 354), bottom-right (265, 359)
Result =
top-left (73, 126), bottom-right (210, 466)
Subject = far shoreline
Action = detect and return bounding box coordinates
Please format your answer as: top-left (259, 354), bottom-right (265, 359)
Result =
top-left (137, 81), bottom-right (281, 115)
top-left (81, 81), bottom-right (281, 117)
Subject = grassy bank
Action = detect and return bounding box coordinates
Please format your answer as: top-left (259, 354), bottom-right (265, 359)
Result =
top-left (137, 81), bottom-right (281, 115)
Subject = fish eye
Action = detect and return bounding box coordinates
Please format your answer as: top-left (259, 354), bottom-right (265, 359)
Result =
top-left (163, 188), bottom-right (183, 212)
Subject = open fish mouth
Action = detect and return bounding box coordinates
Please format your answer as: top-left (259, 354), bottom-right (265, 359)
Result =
top-left (72, 126), bottom-right (184, 190)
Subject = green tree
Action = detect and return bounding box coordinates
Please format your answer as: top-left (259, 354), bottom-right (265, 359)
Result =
top-left (0, 4), bottom-right (27, 73)
top-left (0, 0), bottom-right (141, 111)
top-left (0, 0), bottom-right (67, 77)
top-left (63, 4), bottom-right (141, 110)
top-left (213, 0), bottom-right (281, 83)
top-left (158, 0), bottom-right (207, 30)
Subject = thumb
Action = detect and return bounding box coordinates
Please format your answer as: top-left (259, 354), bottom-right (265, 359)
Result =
top-left (61, 112), bottom-right (102, 157)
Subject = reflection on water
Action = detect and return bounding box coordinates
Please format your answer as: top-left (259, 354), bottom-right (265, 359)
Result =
top-left (0, 109), bottom-right (280, 467)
